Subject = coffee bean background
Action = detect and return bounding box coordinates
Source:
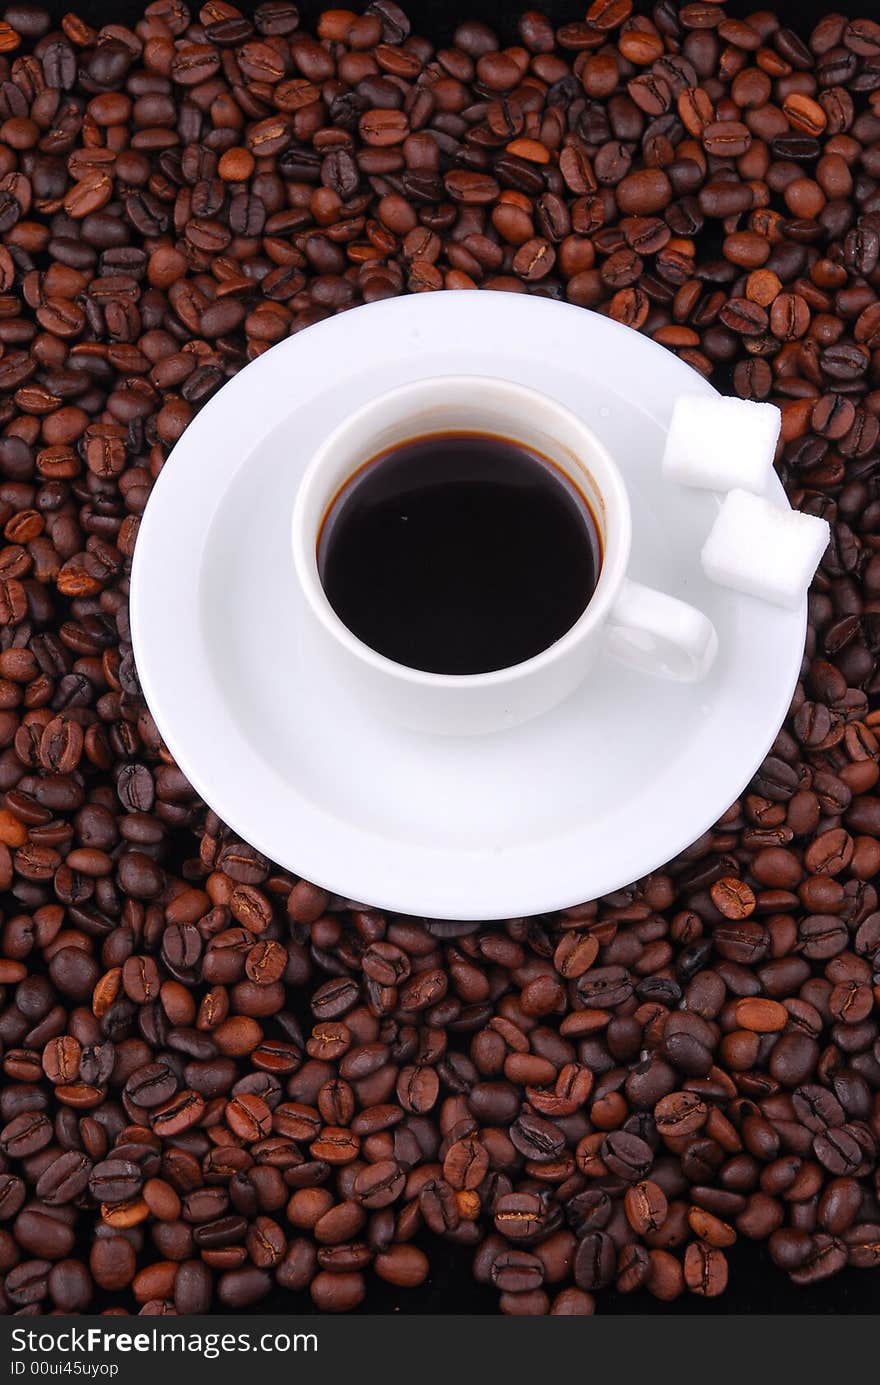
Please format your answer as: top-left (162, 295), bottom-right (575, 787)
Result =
top-left (1, 0), bottom-right (880, 1315)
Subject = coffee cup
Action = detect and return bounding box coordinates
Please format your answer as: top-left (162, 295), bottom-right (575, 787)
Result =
top-left (292, 376), bottom-right (718, 736)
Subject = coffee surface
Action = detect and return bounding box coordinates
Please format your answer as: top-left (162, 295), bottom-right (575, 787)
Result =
top-left (317, 432), bottom-right (601, 674)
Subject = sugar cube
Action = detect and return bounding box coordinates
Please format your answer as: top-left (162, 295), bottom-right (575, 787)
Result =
top-left (663, 393), bottom-right (781, 494)
top-left (701, 489), bottom-right (829, 610)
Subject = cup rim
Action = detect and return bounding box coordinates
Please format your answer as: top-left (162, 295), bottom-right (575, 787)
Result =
top-left (291, 374), bottom-right (632, 689)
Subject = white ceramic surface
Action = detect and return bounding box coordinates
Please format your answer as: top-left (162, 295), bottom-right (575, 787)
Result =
top-left (130, 292), bottom-right (807, 920)
top-left (292, 375), bottom-right (718, 736)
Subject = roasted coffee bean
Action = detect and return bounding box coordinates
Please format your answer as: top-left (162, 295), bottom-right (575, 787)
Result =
top-left (655, 1093), bottom-right (709, 1138)
top-left (813, 1127), bottom-right (864, 1175)
top-left (490, 1247), bottom-right (544, 1293)
top-left (684, 1241), bottom-right (728, 1297)
top-left (88, 1159), bottom-right (142, 1205)
top-left (125, 1063), bottom-right (177, 1109)
top-left (6, 1259), bottom-right (51, 1306)
top-left (566, 1190), bottom-right (613, 1236)
top-left (576, 966), bottom-right (633, 1008)
top-left (573, 1232), bottom-right (616, 1291)
top-left (789, 1234), bottom-right (848, 1284)
top-left (15, 1207), bottom-right (76, 1260)
top-left (793, 1085), bottom-right (845, 1133)
top-left (2, 1113), bottom-right (52, 1158)
top-left (444, 1136), bottom-right (489, 1191)
top-left (601, 1132), bottom-right (653, 1182)
top-left (624, 1181), bottom-right (668, 1234)
top-left (494, 1192), bottom-right (547, 1242)
top-left (353, 1160), bottom-right (405, 1209)
top-left (36, 1152), bottom-right (92, 1205)
top-left (510, 1108), bottom-right (565, 1162)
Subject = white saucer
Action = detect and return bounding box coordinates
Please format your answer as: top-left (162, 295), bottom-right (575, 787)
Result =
top-left (131, 293), bottom-right (806, 920)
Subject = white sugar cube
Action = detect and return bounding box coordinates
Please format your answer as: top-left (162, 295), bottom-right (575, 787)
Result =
top-left (663, 393), bottom-right (781, 494)
top-left (701, 489), bottom-right (829, 610)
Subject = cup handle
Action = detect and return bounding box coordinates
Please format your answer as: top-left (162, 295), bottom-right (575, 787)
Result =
top-left (604, 578), bottom-right (718, 682)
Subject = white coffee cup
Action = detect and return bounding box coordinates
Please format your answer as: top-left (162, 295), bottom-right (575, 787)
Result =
top-left (292, 376), bottom-right (718, 736)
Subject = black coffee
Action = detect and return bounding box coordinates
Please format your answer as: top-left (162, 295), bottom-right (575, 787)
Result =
top-left (317, 431), bottom-right (601, 675)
